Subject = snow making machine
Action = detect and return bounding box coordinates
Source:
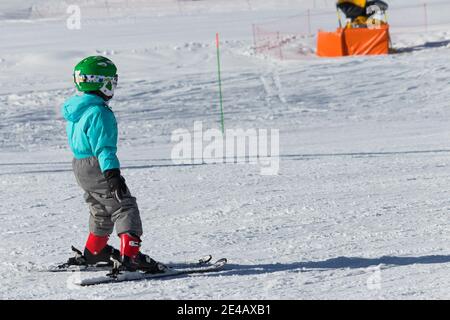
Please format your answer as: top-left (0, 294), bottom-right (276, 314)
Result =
top-left (317, 0), bottom-right (391, 57)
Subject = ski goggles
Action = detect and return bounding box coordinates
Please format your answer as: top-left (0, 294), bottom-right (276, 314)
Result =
top-left (74, 73), bottom-right (119, 86)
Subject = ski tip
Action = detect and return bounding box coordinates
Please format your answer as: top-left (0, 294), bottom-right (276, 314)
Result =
top-left (215, 258), bottom-right (227, 265)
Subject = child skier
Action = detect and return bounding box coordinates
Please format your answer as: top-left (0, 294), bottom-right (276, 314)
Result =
top-left (61, 56), bottom-right (164, 273)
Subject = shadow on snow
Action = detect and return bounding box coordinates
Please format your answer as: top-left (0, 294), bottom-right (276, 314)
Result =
top-left (394, 39), bottom-right (450, 54)
top-left (216, 255), bottom-right (450, 276)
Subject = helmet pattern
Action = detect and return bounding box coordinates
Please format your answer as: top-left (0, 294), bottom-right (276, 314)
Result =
top-left (73, 56), bottom-right (118, 98)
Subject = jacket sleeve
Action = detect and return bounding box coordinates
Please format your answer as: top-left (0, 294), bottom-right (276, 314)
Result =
top-left (86, 107), bottom-right (120, 172)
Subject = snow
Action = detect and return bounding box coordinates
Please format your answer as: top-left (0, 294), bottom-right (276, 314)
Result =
top-left (1, 0), bottom-right (450, 299)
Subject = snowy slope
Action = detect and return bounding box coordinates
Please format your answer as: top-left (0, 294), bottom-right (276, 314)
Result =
top-left (1, 0), bottom-right (450, 299)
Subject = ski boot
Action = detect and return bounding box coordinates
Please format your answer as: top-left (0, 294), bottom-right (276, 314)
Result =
top-left (118, 233), bottom-right (166, 273)
top-left (66, 233), bottom-right (120, 267)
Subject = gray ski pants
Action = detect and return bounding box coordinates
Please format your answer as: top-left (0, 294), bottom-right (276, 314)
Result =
top-left (72, 157), bottom-right (143, 237)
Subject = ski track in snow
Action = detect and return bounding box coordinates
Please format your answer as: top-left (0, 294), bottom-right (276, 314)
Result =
top-left (1, 0), bottom-right (450, 299)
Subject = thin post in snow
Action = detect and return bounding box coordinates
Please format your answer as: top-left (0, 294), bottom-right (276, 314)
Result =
top-left (307, 9), bottom-right (312, 35)
top-left (277, 32), bottom-right (283, 60)
top-left (216, 33), bottom-right (225, 135)
top-left (424, 3), bottom-right (428, 32)
top-left (252, 24), bottom-right (257, 54)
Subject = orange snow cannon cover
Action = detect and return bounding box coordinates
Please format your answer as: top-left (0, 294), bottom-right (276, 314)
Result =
top-left (344, 25), bottom-right (389, 55)
top-left (317, 25), bottom-right (390, 57)
top-left (316, 29), bottom-right (345, 57)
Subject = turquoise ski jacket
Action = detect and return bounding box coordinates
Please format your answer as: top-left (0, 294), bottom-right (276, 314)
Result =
top-left (61, 93), bottom-right (120, 172)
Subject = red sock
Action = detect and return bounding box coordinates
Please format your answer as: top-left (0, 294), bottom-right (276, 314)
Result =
top-left (85, 233), bottom-right (109, 255)
top-left (120, 233), bottom-right (141, 259)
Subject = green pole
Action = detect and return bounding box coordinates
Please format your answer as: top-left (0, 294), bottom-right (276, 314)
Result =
top-left (216, 32), bottom-right (225, 134)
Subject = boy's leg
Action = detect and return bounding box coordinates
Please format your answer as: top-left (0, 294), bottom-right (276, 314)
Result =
top-left (110, 195), bottom-right (143, 237)
top-left (84, 192), bottom-right (115, 236)
top-left (73, 157), bottom-right (115, 235)
top-left (72, 157), bottom-right (119, 264)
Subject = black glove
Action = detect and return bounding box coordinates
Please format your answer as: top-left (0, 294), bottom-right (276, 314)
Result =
top-left (104, 169), bottom-right (129, 202)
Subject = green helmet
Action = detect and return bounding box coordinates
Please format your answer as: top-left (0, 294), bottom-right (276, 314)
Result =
top-left (73, 56), bottom-right (118, 98)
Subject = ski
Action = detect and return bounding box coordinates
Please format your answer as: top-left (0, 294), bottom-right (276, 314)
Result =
top-left (47, 248), bottom-right (213, 273)
top-left (74, 258), bottom-right (227, 286)
top-left (47, 263), bottom-right (112, 273)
